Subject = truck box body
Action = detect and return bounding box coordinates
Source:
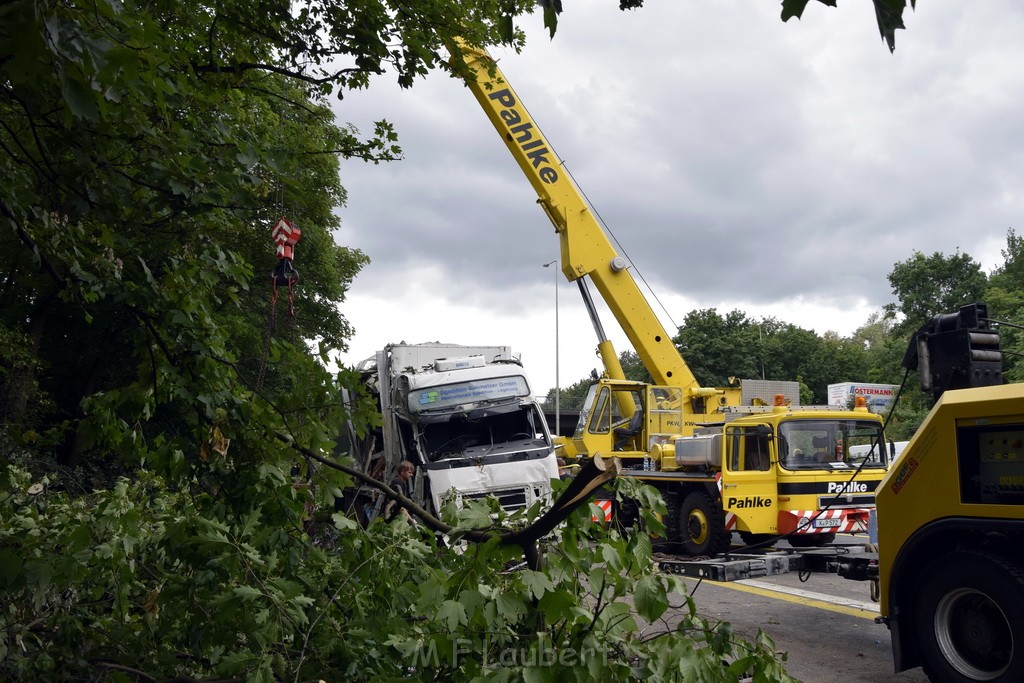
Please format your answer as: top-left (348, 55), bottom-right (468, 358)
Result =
top-left (827, 382), bottom-right (898, 411)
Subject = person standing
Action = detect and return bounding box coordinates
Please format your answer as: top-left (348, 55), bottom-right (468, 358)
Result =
top-left (386, 461), bottom-right (416, 523)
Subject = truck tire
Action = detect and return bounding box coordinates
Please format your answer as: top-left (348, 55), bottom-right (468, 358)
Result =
top-left (678, 491), bottom-right (730, 557)
top-left (913, 551), bottom-right (1024, 683)
top-left (788, 532), bottom-right (836, 548)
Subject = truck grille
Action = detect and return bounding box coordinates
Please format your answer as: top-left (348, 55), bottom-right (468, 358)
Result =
top-left (464, 487), bottom-right (529, 511)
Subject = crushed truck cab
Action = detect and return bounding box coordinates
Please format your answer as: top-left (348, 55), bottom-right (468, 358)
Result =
top-left (349, 343), bottom-right (559, 521)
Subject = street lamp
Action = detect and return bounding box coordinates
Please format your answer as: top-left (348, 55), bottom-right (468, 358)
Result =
top-left (543, 260), bottom-right (560, 436)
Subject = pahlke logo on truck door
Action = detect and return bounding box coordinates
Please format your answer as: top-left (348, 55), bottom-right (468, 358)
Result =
top-left (487, 89), bottom-right (560, 184)
top-left (727, 496), bottom-right (773, 509)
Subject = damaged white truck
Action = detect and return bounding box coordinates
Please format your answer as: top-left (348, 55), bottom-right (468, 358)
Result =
top-left (344, 343), bottom-right (559, 523)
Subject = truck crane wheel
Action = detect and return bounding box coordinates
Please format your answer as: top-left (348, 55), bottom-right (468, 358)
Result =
top-left (914, 551), bottom-right (1024, 683)
top-left (678, 491), bottom-right (730, 556)
top-left (788, 532), bottom-right (837, 548)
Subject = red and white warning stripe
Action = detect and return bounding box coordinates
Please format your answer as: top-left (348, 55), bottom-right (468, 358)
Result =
top-left (724, 511), bottom-right (737, 530)
top-left (779, 508), bottom-right (871, 535)
top-left (592, 499), bottom-right (613, 523)
top-left (714, 474), bottom-right (737, 530)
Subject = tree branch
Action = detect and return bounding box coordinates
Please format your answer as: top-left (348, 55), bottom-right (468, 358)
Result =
top-left (191, 60), bottom-right (366, 86)
top-left (1, 200), bottom-right (68, 290)
top-left (279, 430), bottom-right (621, 562)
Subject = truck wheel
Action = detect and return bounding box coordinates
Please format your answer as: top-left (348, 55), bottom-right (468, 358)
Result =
top-left (914, 551), bottom-right (1024, 683)
top-left (678, 491), bottom-right (730, 557)
top-left (788, 532), bottom-right (836, 548)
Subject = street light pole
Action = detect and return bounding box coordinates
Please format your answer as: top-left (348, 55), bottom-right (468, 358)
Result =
top-left (543, 260), bottom-right (560, 436)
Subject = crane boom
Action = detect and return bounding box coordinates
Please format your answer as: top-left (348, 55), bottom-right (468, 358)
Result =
top-left (458, 45), bottom-right (703, 397)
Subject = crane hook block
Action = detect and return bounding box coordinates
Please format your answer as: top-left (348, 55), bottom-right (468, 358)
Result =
top-left (272, 217), bottom-right (302, 260)
top-left (271, 217), bottom-right (302, 286)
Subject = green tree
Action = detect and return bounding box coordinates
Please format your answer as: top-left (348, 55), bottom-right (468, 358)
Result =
top-left (672, 309), bottom-right (863, 403)
top-left (851, 312), bottom-right (897, 380)
top-left (617, 349), bottom-right (653, 384)
top-left (885, 250), bottom-right (988, 335)
top-left (795, 331), bottom-right (872, 403)
top-left (985, 229), bottom-right (1024, 382)
top-left (674, 308), bottom-right (761, 387)
top-left (544, 377), bottom-right (596, 414)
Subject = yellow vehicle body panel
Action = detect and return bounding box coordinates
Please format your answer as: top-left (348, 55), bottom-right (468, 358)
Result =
top-left (875, 383), bottom-right (1024, 616)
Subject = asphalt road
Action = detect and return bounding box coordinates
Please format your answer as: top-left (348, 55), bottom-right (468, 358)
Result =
top-left (655, 535), bottom-right (932, 683)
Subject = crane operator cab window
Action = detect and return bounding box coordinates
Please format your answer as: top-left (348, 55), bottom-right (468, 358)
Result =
top-left (578, 385), bottom-right (645, 451)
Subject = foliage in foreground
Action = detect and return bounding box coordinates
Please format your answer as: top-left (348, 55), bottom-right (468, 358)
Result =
top-left (1, 464), bottom-right (793, 681)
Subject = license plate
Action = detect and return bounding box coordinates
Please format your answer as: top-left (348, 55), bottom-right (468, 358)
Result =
top-left (813, 517), bottom-right (841, 528)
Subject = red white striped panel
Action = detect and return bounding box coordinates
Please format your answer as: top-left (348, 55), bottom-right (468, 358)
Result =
top-left (778, 508), bottom-right (871, 535)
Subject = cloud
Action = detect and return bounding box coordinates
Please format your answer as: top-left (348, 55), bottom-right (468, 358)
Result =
top-left (330, 1), bottom-right (1024, 394)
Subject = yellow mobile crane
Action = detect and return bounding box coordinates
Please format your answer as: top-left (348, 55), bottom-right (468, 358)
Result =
top-left (455, 44), bottom-right (892, 556)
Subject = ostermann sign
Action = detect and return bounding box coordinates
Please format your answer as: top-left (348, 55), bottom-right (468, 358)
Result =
top-left (827, 382), bottom-right (898, 411)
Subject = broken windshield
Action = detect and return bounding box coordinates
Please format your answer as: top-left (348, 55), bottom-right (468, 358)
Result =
top-left (420, 403), bottom-right (548, 461)
top-left (778, 419), bottom-right (887, 471)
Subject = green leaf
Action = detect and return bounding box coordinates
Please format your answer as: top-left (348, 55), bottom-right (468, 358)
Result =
top-left (537, 588), bottom-right (576, 621)
top-left (232, 585), bottom-right (263, 601)
top-left (726, 655), bottom-right (756, 676)
top-left (24, 558), bottom-right (53, 592)
top-left (780, 0), bottom-right (815, 22)
top-left (497, 14), bottom-right (514, 45)
top-left (633, 575), bottom-right (669, 623)
top-left (599, 542), bottom-right (623, 571)
top-left (437, 599), bottom-right (467, 630)
top-left (0, 549), bottom-right (24, 586)
top-left (60, 73), bottom-right (100, 122)
top-left (494, 591), bottom-right (526, 624)
top-left (519, 569), bottom-right (554, 600)
top-left (332, 511), bottom-right (358, 530)
top-left (596, 601), bottom-right (637, 634)
top-left (417, 579), bottom-right (444, 612)
top-left (631, 531), bottom-right (654, 566)
top-left (455, 500), bottom-right (493, 529)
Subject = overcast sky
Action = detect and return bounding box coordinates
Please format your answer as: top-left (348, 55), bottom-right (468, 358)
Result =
top-left (329, 2), bottom-right (1023, 397)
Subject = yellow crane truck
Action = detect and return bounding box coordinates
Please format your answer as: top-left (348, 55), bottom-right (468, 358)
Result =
top-left (454, 43), bottom-right (892, 557)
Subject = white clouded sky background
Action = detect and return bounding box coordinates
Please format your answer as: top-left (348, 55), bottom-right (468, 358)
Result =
top-left (328, 2), bottom-right (1023, 398)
